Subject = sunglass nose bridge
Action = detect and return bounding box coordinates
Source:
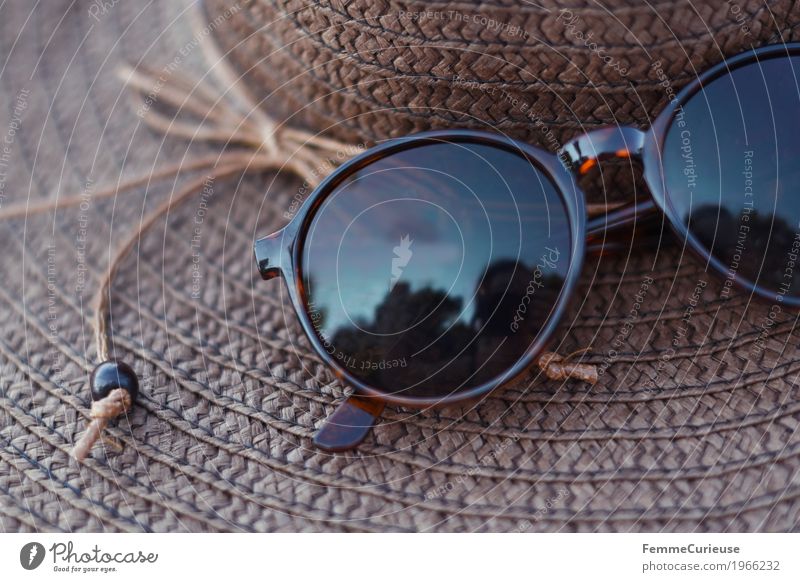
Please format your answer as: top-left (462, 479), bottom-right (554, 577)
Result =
top-left (254, 227), bottom-right (289, 280)
top-left (560, 126), bottom-right (645, 176)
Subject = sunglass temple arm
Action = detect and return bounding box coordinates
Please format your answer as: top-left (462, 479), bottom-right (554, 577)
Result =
top-left (313, 395), bottom-right (386, 452)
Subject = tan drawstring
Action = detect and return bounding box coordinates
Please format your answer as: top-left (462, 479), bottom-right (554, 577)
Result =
top-left (72, 388), bottom-right (132, 462)
top-left (537, 347), bottom-right (598, 384)
top-left (67, 22), bottom-right (356, 460)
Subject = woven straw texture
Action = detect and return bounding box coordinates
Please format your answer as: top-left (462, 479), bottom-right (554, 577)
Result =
top-left (207, 0), bottom-right (800, 148)
top-left (1, 0), bottom-right (800, 532)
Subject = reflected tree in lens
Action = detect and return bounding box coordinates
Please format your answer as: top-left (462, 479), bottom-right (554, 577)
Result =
top-left (688, 205), bottom-right (800, 297)
top-left (327, 261), bottom-right (566, 399)
top-left (331, 282), bottom-right (472, 398)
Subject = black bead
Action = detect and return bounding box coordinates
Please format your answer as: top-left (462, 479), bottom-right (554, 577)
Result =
top-left (90, 361), bottom-right (139, 403)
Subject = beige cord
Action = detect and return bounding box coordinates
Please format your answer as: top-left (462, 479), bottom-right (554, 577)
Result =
top-left (64, 29), bottom-right (355, 459)
top-left (537, 349), bottom-right (598, 384)
top-left (72, 388), bottom-right (132, 462)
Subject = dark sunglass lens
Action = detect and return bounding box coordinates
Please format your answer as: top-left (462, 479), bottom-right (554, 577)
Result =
top-left (662, 52), bottom-right (800, 302)
top-left (300, 138), bottom-right (573, 400)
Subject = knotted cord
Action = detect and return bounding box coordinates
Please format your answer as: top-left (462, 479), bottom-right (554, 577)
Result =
top-left (72, 388), bottom-right (132, 462)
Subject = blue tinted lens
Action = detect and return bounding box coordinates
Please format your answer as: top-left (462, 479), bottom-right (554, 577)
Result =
top-left (301, 138), bottom-right (573, 399)
top-left (663, 53), bottom-right (800, 302)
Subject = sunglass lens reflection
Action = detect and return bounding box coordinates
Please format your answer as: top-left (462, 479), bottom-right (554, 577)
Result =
top-left (301, 139), bottom-right (573, 399)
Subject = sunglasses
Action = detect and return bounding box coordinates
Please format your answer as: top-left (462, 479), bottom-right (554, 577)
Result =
top-left (254, 43), bottom-right (800, 451)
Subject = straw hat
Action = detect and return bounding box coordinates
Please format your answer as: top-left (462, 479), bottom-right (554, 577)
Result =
top-left (1, 0), bottom-right (799, 532)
